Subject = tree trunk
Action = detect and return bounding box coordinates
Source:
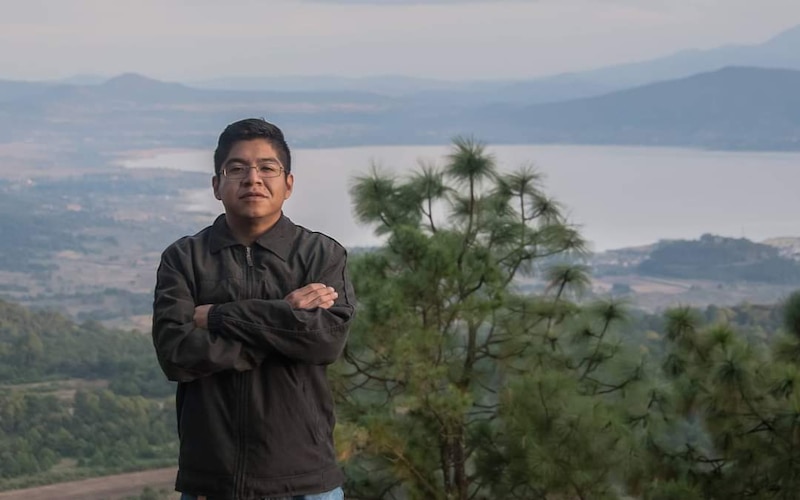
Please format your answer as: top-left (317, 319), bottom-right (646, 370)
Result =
top-left (441, 438), bottom-right (452, 494)
top-left (453, 426), bottom-right (468, 500)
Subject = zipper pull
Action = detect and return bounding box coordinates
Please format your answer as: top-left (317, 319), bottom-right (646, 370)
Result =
top-left (246, 246), bottom-right (254, 267)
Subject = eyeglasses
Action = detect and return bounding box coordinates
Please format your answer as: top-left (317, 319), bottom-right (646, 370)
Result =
top-left (221, 163), bottom-right (284, 180)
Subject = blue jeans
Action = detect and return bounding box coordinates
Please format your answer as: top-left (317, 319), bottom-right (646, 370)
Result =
top-left (180, 486), bottom-right (344, 500)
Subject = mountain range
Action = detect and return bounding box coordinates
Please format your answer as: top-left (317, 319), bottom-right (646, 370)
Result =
top-left (472, 66), bottom-right (800, 150)
top-left (1, 24), bottom-right (799, 156)
top-left (189, 23), bottom-right (800, 103)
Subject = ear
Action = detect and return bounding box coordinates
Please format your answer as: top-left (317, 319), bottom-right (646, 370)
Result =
top-left (212, 175), bottom-right (221, 200)
top-left (284, 173), bottom-right (294, 200)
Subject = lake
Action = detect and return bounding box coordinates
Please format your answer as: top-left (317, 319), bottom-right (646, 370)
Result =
top-left (121, 144), bottom-right (800, 252)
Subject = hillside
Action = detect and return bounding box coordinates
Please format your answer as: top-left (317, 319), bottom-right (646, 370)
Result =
top-left (638, 234), bottom-right (800, 283)
top-left (475, 66), bottom-right (800, 150)
top-left (0, 298), bottom-right (169, 394)
top-left (0, 73), bottom-right (399, 152)
top-left (0, 299), bottom-right (176, 488)
top-left (594, 233), bottom-right (800, 285)
top-left (588, 234), bottom-right (800, 311)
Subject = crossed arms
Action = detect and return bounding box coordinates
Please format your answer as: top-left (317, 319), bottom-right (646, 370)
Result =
top-left (152, 245), bottom-right (355, 383)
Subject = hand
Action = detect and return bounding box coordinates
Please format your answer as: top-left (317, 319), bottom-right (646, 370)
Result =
top-left (284, 283), bottom-right (338, 310)
top-left (194, 304), bottom-right (213, 329)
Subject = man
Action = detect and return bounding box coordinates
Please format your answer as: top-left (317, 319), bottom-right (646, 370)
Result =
top-left (152, 118), bottom-right (355, 500)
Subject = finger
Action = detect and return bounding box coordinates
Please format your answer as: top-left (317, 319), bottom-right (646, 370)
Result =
top-left (307, 296), bottom-right (335, 309)
top-left (297, 286), bottom-right (336, 302)
top-left (285, 284), bottom-right (338, 308)
top-left (297, 283), bottom-right (329, 298)
top-left (286, 283), bottom-right (326, 301)
top-left (310, 288), bottom-right (338, 304)
top-left (294, 289), bottom-right (338, 309)
top-left (302, 294), bottom-right (333, 308)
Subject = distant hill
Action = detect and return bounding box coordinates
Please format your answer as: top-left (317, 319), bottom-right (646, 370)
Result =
top-left (571, 24), bottom-right (800, 90)
top-left (190, 72), bottom-right (614, 106)
top-left (594, 234), bottom-right (800, 285)
top-left (2, 66), bottom-right (800, 153)
top-left (471, 66), bottom-right (800, 150)
top-left (191, 74), bottom-right (467, 95)
top-left (0, 72), bottom-right (399, 151)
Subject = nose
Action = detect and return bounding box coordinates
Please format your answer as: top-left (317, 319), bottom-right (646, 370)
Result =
top-left (243, 166), bottom-right (264, 184)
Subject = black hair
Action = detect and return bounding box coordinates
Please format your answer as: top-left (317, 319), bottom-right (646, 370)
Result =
top-left (213, 118), bottom-right (292, 176)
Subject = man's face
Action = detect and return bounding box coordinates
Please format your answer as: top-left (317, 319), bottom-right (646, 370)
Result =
top-left (212, 139), bottom-right (294, 226)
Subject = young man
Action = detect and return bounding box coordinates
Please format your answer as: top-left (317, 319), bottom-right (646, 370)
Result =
top-left (152, 118), bottom-right (355, 500)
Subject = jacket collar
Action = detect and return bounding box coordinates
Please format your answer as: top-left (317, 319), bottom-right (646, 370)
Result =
top-left (208, 213), bottom-right (295, 261)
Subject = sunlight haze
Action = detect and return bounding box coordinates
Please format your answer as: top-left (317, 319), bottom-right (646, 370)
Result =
top-left (1, 0), bottom-right (799, 81)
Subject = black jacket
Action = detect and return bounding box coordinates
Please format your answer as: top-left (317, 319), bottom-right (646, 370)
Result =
top-left (152, 214), bottom-right (355, 500)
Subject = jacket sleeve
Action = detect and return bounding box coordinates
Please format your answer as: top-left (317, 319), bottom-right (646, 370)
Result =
top-left (206, 244), bottom-right (355, 365)
top-left (152, 244), bottom-right (264, 382)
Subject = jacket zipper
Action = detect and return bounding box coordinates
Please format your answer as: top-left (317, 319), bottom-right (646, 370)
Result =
top-left (234, 246), bottom-right (255, 499)
top-left (236, 373), bottom-right (249, 499)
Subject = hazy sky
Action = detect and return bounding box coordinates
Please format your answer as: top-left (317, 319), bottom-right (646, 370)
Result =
top-left (2, 0), bottom-right (799, 82)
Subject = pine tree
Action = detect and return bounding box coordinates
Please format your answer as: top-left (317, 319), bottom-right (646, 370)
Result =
top-left (336, 138), bottom-right (645, 499)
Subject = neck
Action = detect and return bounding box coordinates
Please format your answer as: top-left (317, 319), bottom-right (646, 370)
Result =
top-left (225, 213), bottom-right (281, 246)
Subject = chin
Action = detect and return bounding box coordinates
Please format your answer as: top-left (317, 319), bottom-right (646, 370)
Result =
top-left (243, 211), bottom-right (271, 220)
top-left (248, 210), bottom-right (279, 220)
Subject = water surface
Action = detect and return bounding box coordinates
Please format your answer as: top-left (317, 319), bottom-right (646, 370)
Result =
top-left (122, 144), bottom-right (800, 252)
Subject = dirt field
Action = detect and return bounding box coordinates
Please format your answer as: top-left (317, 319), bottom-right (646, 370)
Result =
top-left (0, 468), bottom-right (179, 500)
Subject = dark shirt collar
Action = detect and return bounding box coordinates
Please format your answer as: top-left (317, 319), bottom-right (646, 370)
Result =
top-left (208, 213), bottom-right (295, 261)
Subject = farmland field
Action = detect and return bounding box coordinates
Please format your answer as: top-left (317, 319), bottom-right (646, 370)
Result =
top-left (0, 467), bottom-right (178, 500)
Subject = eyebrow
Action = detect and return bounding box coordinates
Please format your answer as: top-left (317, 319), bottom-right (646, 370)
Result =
top-left (224, 156), bottom-right (282, 166)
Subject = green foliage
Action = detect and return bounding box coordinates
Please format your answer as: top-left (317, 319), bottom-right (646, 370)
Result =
top-left (0, 388), bottom-right (175, 481)
top-left (338, 138), bottom-right (800, 499)
top-left (0, 299), bottom-right (177, 486)
top-left (0, 299), bottom-right (172, 397)
top-left (782, 290), bottom-right (800, 338)
top-left (644, 480), bottom-right (703, 500)
top-left (636, 299), bottom-right (800, 499)
top-left (338, 138), bottom-right (646, 499)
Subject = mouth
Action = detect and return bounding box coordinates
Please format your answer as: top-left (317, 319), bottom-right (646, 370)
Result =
top-left (240, 192), bottom-right (268, 199)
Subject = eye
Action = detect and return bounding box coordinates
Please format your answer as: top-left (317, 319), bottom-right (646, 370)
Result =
top-left (226, 165), bottom-right (246, 176)
top-left (259, 164), bottom-right (280, 175)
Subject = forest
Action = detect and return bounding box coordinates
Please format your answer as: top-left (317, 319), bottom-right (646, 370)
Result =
top-left (0, 299), bottom-right (174, 489)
